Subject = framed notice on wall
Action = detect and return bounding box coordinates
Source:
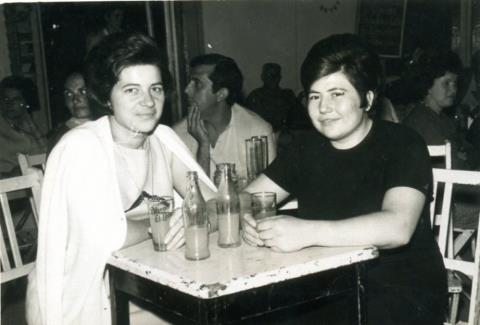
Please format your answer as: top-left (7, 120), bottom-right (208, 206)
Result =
top-left (357, 0), bottom-right (407, 58)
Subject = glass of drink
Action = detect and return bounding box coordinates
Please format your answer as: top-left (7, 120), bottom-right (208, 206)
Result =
top-left (148, 196), bottom-right (174, 252)
top-left (251, 192), bottom-right (277, 220)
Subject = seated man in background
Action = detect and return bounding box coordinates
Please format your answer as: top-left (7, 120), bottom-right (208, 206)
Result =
top-left (246, 63), bottom-right (299, 133)
top-left (174, 54), bottom-right (276, 182)
top-left (0, 76), bottom-right (47, 178)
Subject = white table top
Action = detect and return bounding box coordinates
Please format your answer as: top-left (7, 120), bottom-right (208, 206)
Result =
top-left (108, 233), bottom-right (378, 299)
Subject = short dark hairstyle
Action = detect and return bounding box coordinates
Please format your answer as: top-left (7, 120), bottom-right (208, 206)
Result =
top-left (190, 54), bottom-right (243, 106)
top-left (301, 33), bottom-right (383, 108)
top-left (85, 32), bottom-right (166, 108)
top-left (262, 63), bottom-right (281, 74)
top-left (407, 48), bottom-right (462, 101)
top-left (0, 76), bottom-right (38, 111)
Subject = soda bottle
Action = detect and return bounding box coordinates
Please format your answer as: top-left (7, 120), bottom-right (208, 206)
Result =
top-left (183, 171), bottom-right (210, 260)
top-left (216, 164), bottom-right (241, 248)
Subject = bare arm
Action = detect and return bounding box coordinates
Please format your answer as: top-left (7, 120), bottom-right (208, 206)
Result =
top-left (122, 202), bottom-right (186, 249)
top-left (242, 174), bottom-right (290, 201)
top-left (255, 186), bottom-right (425, 252)
top-left (122, 218), bottom-right (149, 248)
top-left (187, 105), bottom-right (211, 177)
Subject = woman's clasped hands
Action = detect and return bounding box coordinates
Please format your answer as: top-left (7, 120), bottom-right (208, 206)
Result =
top-left (242, 213), bottom-right (313, 253)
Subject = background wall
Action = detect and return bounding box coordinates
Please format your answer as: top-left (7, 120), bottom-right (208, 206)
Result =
top-left (199, 0), bottom-right (359, 97)
top-left (0, 6), bottom-right (12, 79)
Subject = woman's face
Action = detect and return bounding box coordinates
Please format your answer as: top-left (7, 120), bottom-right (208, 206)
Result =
top-left (1, 88), bottom-right (28, 120)
top-left (109, 64), bottom-right (164, 134)
top-left (307, 71), bottom-right (372, 149)
top-left (426, 71), bottom-right (457, 111)
top-left (64, 73), bottom-right (91, 119)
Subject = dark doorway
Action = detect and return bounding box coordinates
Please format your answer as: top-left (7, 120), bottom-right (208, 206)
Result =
top-left (39, 2), bottom-right (171, 128)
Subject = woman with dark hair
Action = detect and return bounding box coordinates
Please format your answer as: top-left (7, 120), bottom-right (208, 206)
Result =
top-left (242, 34), bottom-right (447, 324)
top-left (47, 69), bottom-right (94, 153)
top-left (403, 48), bottom-right (479, 169)
top-left (26, 32), bottom-right (217, 325)
top-left (0, 76), bottom-right (47, 177)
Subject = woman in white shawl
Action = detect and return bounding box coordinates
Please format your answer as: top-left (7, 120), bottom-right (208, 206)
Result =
top-left (26, 32), bottom-right (217, 325)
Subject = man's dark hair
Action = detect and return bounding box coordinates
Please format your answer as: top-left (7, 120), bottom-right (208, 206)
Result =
top-left (190, 54), bottom-right (243, 106)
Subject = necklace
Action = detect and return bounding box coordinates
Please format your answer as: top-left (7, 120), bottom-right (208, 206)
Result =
top-left (114, 137), bottom-right (155, 211)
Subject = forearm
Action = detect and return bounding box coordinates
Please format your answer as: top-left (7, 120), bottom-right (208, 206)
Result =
top-left (196, 143), bottom-right (211, 177)
top-left (122, 218), bottom-right (150, 248)
top-left (304, 211), bottom-right (415, 249)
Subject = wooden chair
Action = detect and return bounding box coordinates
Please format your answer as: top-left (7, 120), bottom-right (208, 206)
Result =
top-left (1, 173), bottom-right (42, 284)
top-left (17, 152), bottom-right (46, 175)
top-left (16, 153), bottom-right (46, 225)
top-left (428, 141), bottom-right (476, 259)
top-left (432, 168), bottom-right (480, 325)
top-left (428, 140), bottom-right (452, 169)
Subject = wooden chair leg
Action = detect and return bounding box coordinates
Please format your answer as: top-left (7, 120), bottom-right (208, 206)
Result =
top-left (449, 292), bottom-right (460, 324)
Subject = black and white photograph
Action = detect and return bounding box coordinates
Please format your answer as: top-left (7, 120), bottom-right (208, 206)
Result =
top-left (1, 1), bottom-right (480, 324)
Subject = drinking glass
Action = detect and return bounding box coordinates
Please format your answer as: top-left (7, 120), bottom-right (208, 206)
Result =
top-left (251, 192), bottom-right (277, 220)
top-left (148, 196), bottom-right (174, 252)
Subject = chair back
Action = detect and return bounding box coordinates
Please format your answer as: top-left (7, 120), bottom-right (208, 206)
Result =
top-left (428, 141), bottom-right (452, 169)
top-left (17, 153), bottom-right (45, 223)
top-left (18, 153), bottom-right (46, 175)
top-left (0, 173), bottom-right (42, 283)
top-left (431, 168), bottom-right (480, 324)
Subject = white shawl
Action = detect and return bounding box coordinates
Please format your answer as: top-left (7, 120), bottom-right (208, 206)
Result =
top-left (26, 117), bottom-right (215, 325)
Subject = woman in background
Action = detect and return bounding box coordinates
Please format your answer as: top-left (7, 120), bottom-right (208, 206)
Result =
top-left (403, 48), bottom-right (479, 169)
top-left (26, 32), bottom-right (216, 325)
top-left (0, 76), bottom-right (46, 177)
top-left (47, 69), bottom-right (94, 153)
top-left (242, 34), bottom-right (447, 324)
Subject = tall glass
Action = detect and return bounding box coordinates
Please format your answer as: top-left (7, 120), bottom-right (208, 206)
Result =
top-left (251, 192), bottom-right (277, 220)
top-left (245, 138), bottom-right (256, 181)
top-left (148, 196), bottom-right (174, 252)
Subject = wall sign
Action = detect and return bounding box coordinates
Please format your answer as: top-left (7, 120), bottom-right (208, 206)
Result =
top-left (357, 0), bottom-right (407, 58)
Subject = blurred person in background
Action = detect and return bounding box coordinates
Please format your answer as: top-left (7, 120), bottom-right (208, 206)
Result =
top-left (246, 63), bottom-right (299, 133)
top-left (86, 5), bottom-right (124, 53)
top-left (47, 69), bottom-right (94, 153)
top-left (0, 76), bottom-right (46, 178)
top-left (174, 54), bottom-right (276, 181)
top-left (403, 48), bottom-right (480, 169)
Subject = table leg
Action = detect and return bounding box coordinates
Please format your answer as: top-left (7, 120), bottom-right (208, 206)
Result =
top-left (110, 269), bottom-right (130, 325)
top-left (355, 263), bottom-right (366, 325)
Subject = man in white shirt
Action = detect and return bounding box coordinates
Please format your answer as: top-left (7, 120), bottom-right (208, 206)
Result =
top-left (174, 54), bottom-right (276, 181)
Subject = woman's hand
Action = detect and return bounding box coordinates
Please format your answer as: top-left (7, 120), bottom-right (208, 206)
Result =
top-left (241, 212), bottom-right (264, 247)
top-left (165, 208), bottom-right (185, 250)
top-left (256, 215), bottom-right (311, 253)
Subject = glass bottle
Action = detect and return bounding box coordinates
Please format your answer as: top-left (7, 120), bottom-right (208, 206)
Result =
top-left (183, 171), bottom-right (210, 260)
top-left (216, 163), bottom-right (241, 248)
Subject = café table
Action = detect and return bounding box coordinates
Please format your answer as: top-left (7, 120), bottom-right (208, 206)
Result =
top-left (108, 233), bottom-right (378, 324)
